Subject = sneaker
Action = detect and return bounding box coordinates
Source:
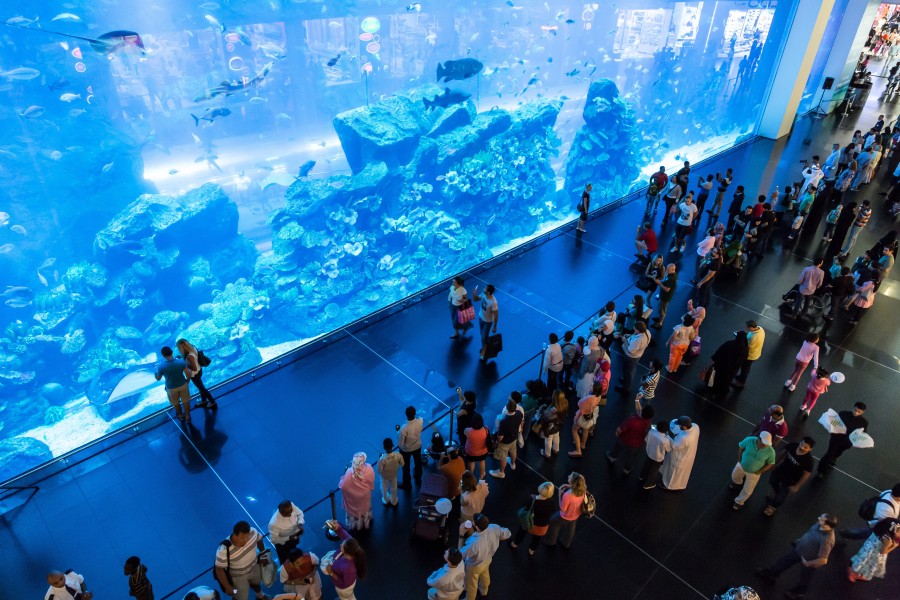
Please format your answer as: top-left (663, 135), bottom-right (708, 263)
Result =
top-left (763, 506), bottom-right (776, 517)
top-left (567, 451), bottom-right (583, 458)
top-left (643, 483), bottom-right (657, 490)
top-left (680, 244), bottom-right (686, 252)
top-left (605, 451), bottom-right (617, 463)
top-left (539, 448), bottom-right (548, 458)
top-left (788, 383), bottom-right (796, 392)
top-left (732, 502), bottom-right (743, 511)
top-left (784, 379), bottom-right (792, 388)
top-left (507, 456), bottom-right (516, 470)
top-left (803, 409), bottom-right (811, 417)
top-left (528, 548), bottom-right (536, 556)
top-left (670, 246), bottom-right (677, 253)
top-left (509, 541), bottom-right (519, 549)
top-left (489, 469), bottom-right (505, 479)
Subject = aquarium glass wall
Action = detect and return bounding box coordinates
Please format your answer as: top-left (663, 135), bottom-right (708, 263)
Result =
top-left (0, 0), bottom-right (798, 480)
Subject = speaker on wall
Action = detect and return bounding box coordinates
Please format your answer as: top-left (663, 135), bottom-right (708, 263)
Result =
top-left (823, 77), bottom-right (835, 90)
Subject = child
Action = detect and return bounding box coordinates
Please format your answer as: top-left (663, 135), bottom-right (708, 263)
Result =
top-left (124, 556), bottom-right (153, 600)
top-left (828, 254), bottom-right (845, 281)
top-left (786, 213), bottom-right (804, 244)
top-left (376, 437), bottom-right (404, 506)
top-left (823, 205), bottom-right (842, 242)
top-left (799, 367), bottom-right (831, 417)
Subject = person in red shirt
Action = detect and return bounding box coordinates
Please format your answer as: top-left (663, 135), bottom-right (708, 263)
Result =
top-left (751, 194), bottom-right (766, 220)
top-left (635, 222), bottom-right (658, 260)
top-left (606, 405), bottom-right (655, 474)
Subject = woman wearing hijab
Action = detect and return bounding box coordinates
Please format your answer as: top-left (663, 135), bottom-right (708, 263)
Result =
top-left (575, 336), bottom-right (606, 398)
top-left (826, 202), bottom-right (857, 260)
top-left (338, 453), bottom-right (375, 530)
top-left (705, 331), bottom-right (748, 402)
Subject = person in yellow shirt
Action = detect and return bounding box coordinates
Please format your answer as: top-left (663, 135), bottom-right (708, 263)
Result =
top-left (733, 320), bottom-right (765, 388)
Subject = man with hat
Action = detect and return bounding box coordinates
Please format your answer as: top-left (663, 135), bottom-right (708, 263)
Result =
top-left (752, 405), bottom-right (788, 445)
top-left (731, 432), bottom-right (777, 510)
top-left (733, 321), bottom-right (765, 389)
top-left (660, 416), bottom-right (700, 491)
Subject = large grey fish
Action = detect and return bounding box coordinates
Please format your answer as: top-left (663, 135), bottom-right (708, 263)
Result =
top-left (191, 107), bottom-right (231, 126)
top-left (436, 58), bottom-right (483, 82)
top-left (0, 67), bottom-right (40, 80)
top-left (424, 87), bottom-right (471, 110)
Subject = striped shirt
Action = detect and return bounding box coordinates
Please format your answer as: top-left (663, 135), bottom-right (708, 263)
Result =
top-left (638, 370), bottom-right (660, 400)
top-left (854, 206), bottom-right (872, 227)
top-left (127, 563), bottom-right (153, 600)
top-left (215, 528), bottom-right (261, 577)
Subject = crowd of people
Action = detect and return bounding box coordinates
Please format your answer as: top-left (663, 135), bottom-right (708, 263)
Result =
top-left (43, 115), bottom-right (899, 600)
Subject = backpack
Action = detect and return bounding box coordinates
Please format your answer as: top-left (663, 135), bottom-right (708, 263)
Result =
top-left (561, 342), bottom-right (577, 366)
top-left (197, 350), bottom-right (211, 367)
top-left (484, 429), bottom-right (496, 453)
top-left (581, 491), bottom-right (596, 519)
top-left (648, 181), bottom-right (659, 197)
top-left (858, 493), bottom-right (895, 521)
top-left (213, 538), bottom-right (233, 594)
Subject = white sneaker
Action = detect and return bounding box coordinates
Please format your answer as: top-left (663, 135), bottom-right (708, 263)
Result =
top-left (788, 383), bottom-right (796, 392)
top-left (507, 456), bottom-right (516, 470)
top-left (784, 379), bottom-right (792, 388)
top-left (489, 469), bottom-right (505, 479)
top-left (670, 246), bottom-right (677, 253)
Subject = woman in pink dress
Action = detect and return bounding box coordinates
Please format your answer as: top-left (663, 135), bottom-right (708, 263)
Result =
top-left (339, 452), bottom-right (375, 530)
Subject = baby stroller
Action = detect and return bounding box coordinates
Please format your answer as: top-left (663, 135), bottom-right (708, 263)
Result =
top-left (719, 236), bottom-right (745, 277)
top-left (411, 473), bottom-right (451, 543)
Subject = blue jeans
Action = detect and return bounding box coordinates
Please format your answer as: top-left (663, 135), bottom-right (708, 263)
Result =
top-left (479, 319), bottom-right (492, 349)
top-left (842, 225), bottom-right (863, 254)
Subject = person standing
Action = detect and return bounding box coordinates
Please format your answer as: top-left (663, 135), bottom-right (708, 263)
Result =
top-left (461, 514), bottom-right (511, 599)
top-left (397, 406), bottom-right (424, 489)
top-left (710, 168), bottom-right (733, 217)
top-left (542, 333), bottom-right (564, 391)
top-left (338, 452), bottom-right (376, 530)
top-left (45, 570), bottom-right (92, 600)
top-left (154, 346), bottom-right (194, 422)
top-left (825, 266), bottom-right (855, 321)
top-left (705, 331), bottom-right (748, 402)
top-left (671, 194), bottom-right (698, 252)
top-left (213, 521), bottom-right (269, 600)
top-left (848, 518), bottom-right (900, 583)
top-left (755, 514), bottom-right (838, 599)
top-left (615, 322), bottom-right (651, 394)
top-left (798, 367), bottom-right (832, 416)
top-left (279, 548), bottom-right (322, 600)
top-left (634, 359), bottom-right (662, 408)
top-left (730, 432), bottom-right (777, 511)
top-left (816, 402), bottom-right (868, 479)
top-left (640, 419), bottom-right (672, 490)
top-left (448, 276), bottom-right (469, 339)
top-left (661, 177), bottom-right (683, 226)
top-left (567, 383), bottom-right (602, 458)
top-left (323, 521), bottom-right (367, 600)
top-left (426, 548), bottom-right (465, 600)
top-left (841, 199), bottom-right (872, 256)
top-left (752, 405), bottom-right (788, 444)
top-left (733, 321), bottom-right (765, 389)
top-left (509, 482), bottom-right (556, 556)
top-left (650, 264), bottom-right (677, 329)
top-left (544, 472), bottom-right (588, 548)
top-left (661, 416), bottom-right (700, 491)
top-left (606, 405), bottom-right (655, 475)
top-left (376, 438), bottom-right (404, 507)
top-left (124, 557), bottom-right (153, 600)
top-left (459, 471), bottom-right (490, 545)
top-left (176, 338), bottom-right (216, 409)
top-left (696, 174), bottom-right (715, 214)
top-left (762, 437), bottom-right (815, 517)
top-left (665, 314), bottom-right (695, 373)
top-left (848, 278), bottom-right (876, 326)
top-left (693, 247), bottom-right (721, 308)
top-left (784, 333), bottom-right (820, 391)
top-left (490, 400), bottom-right (523, 478)
top-left (825, 201), bottom-right (857, 259)
top-left (268, 500), bottom-right (305, 562)
top-left (464, 414), bottom-right (490, 480)
top-left (471, 284), bottom-right (499, 361)
top-left (791, 258), bottom-right (825, 318)
top-left (841, 484), bottom-right (900, 541)
top-left (577, 183), bottom-right (591, 232)
top-left (536, 390), bottom-right (568, 458)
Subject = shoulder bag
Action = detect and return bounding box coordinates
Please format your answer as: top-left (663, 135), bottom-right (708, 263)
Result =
top-left (517, 498), bottom-right (536, 531)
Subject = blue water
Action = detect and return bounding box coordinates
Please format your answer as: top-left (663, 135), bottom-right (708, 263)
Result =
top-left (0, 0), bottom-right (794, 480)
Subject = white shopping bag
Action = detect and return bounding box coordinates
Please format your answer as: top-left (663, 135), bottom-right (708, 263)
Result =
top-left (850, 428), bottom-right (874, 448)
top-left (818, 409), bottom-right (846, 434)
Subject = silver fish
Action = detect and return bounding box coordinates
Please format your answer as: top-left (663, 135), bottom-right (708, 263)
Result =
top-left (0, 243), bottom-right (13, 254)
top-left (0, 67), bottom-right (41, 80)
top-left (17, 105), bottom-right (45, 118)
top-left (51, 13), bottom-right (83, 23)
top-left (59, 93), bottom-right (81, 102)
top-left (10, 224), bottom-right (26, 235)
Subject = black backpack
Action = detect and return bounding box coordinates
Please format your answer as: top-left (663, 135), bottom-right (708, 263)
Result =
top-left (858, 493), bottom-right (894, 521)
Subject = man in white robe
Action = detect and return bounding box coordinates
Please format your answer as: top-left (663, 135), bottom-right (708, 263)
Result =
top-left (661, 416), bottom-right (700, 490)
top-left (800, 157), bottom-right (824, 194)
top-left (822, 144), bottom-right (841, 179)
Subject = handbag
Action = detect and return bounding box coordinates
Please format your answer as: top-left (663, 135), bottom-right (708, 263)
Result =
top-left (517, 498), bottom-right (536, 530)
top-left (636, 275), bottom-right (656, 292)
top-left (258, 549), bottom-right (276, 587)
top-left (197, 350), bottom-right (211, 367)
top-left (457, 300), bottom-right (475, 325)
top-left (688, 336), bottom-right (702, 357)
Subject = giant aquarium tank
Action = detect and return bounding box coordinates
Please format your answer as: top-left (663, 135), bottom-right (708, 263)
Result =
top-left (0, 0), bottom-right (794, 479)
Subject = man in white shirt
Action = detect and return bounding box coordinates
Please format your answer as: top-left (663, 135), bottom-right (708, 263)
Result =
top-left (461, 514), bottom-right (511, 600)
top-left (268, 500), bottom-right (305, 562)
top-left (543, 332), bottom-right (564, 391)
top-left (792, 257), bottom-right (825, 317)
top-left (841, 484), bottom-right (900, 540)
top-left (800, 156), bottom-right (823, 194)
top-left (427, 548), bottom-right (465, 600)
top-left (640, 419), bottom-right (673, 490)
top-left (822, 143), bottom-right (841, 179)
top-left (671, 194), bottom-right (698, 253)
top-left (615, 322), bottom-right (651, 394)
top-left (398, 406), bottom-right (424, 489)
top-left (45, 570), bottom-right (92, 600)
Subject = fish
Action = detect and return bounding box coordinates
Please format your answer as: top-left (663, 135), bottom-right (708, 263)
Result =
top-left (195, 154), bottom-right (223, 173)
top-left (540, 25), bottom-right (558, 31)
top-left (205, 15), bottom-right (226, 33)
top-left (5, 16), bottom-right (39, 26)
top-left (407, 3), bottom-right (422, 11)
top-left (17, 105), bottom-right (44, 118)
top-left (168, 169), bottom-right (179, 175)
top-left (51, 13), bottom-right (82, 23)
top-left (249, 96), bottom-right (268, 104)
top-left (0, 212), bottom-right (9, 226)
top-left (0, 67), bottom-right (40, 80)
top-left (5, 298), bottom-right (31, 308)
top-left (199, 1), bottom-right (221, 9)
top-left (47, 78), bottom-right (70, 91)
top-left (10, 225), bottom-right (26, 235)
top-left (0, 244), bottom-right (13, 254)
top-left (257, 42), bottom-right (286, 60)
top-left (69, 108), bottom-right (86, 117)
top-left (276, 112), bottom-right (292, 121)
top-left (5, 23), bottom-right (147, 55)
top-left (326, 54), bottom-right (342, 67)
top-left (39, 257), bottom-right (55, 269)
top-left (565, 19), bottom-right (575, 24)
top-left (1, 286), bottom-right (31, 298)
top-left (436, 58), bottom-right (483, 82)
top-left (297, 160), bottom-right (315, 178)
top-left (565, 68), bottom-right (580, 77)
top-left (59, 93), bottom-right (80, 102)
top-left (37, 271), bottom-right (48, 286)
top-left (101, 162), bottom-right (114, 174)
top-left (191, 107), bottom-right (231, 126)
top-left (50, 151), bottom-right (63, 160)
top-left (194, 62), bottom-right (273, 102)
top-left (259, 171), bottom-right (297, 190)
top-left (423, 87), bottom-right (471, 110)
top-left (224, 30), bottom-right (252, 46)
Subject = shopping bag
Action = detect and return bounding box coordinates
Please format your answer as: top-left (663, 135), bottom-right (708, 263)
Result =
top-left (688, 336), bottom-right (702, 357)
top-left (457, 300), bottom-right (475, 325)
top-left (849, 428), bottom-right (874, 448)
top-left (258, 550), bottom-right (276, 587)
top-left (483, 333), bottom-right (503, 359)
top-left (818, 408), bottom-right (847, 434)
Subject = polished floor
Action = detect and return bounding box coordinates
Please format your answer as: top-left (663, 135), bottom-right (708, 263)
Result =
top-left (2, 82), bottom-right (899, 600)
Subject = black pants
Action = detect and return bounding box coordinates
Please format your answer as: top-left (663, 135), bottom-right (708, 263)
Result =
top-left (513, 526), bottom-right (544, 551)
top-left (191, 371), bottom-right (215, 405)
top-left (640, 457), bottom-right (663, 484)
top-left (274, 537), bottom-right (300, 563)
top-left (768, 547), bottom-right (817, 594)
top-left (816, 435), bottom-right (852, 475)
top-left (400, 448), bottom-right (423, 487)
top-left (694, 281), bottom-right (712, 308)
top-left (547, 369), bottom-right (561, 392)
top-left (767, 470), bottom-right (796, 508)
top-left (735, 358), bottom-right (755, 384)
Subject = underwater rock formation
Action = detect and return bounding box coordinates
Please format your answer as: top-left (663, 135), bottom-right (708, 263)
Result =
top-left (564, 79), bottom-right (645, 203)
